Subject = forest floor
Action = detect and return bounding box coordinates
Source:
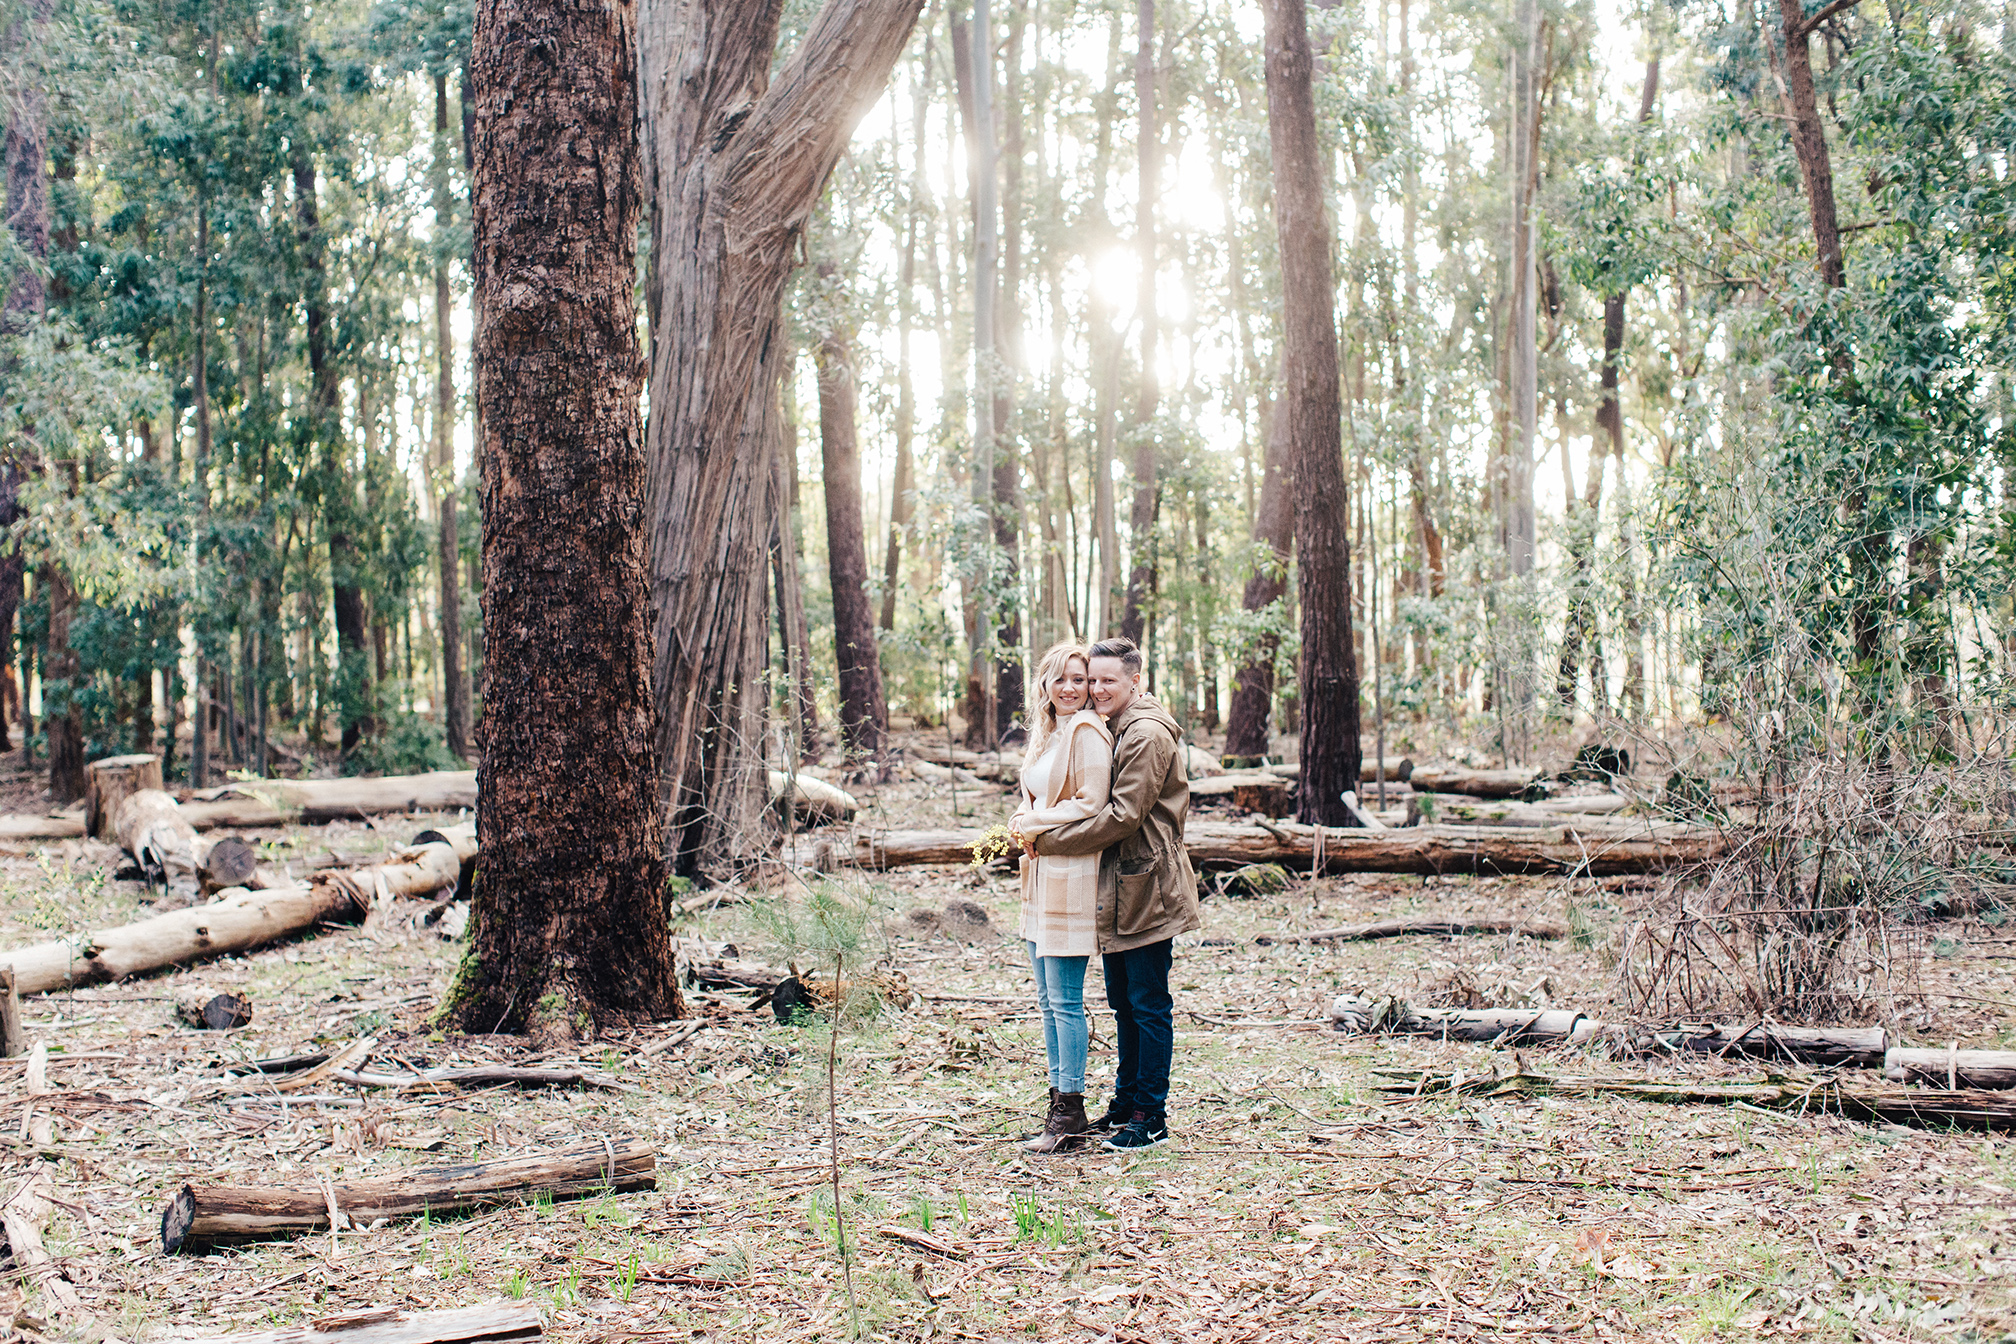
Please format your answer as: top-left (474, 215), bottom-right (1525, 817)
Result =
top-left (0, 754), bottom-right (2013, 1343)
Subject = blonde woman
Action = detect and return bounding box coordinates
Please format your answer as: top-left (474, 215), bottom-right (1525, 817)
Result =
top-left (1009, 642), bottom-right (1114, 1153)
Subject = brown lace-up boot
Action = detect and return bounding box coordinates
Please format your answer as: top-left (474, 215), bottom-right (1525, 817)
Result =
top-left (1022, 1092), bottom-right (1089, 1154)
top-left (1019, 1087), bottom-right (1059, 1146)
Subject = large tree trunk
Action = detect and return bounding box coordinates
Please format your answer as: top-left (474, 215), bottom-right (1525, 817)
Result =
top-left (1263, 0), bottom-right (1362, 827)
top-left (639, 0), bottom-right (923, 876)
top-left (815, 321), bottom-right (888, 762)
top-left (457, 0), bottom-right (679, 1039)
top-left (990, 0), bottom-right (1026, 741)
top-left (1222, 402), bottom-right (1291, 762)
top-left (433, 73), bottom-right (470, 763)
top-left (1118, 0), bottom-right (1159, 648)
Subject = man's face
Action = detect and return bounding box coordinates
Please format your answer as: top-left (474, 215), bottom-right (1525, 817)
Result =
top-left (1087, 656), bottom-right (1141, 717)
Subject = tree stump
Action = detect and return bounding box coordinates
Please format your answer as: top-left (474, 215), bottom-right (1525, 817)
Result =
top-left (0, 966), bottom-right (21, 1057)
top-left (85, 754), bottom-right (164, 842)
top-left (1231, 779), bottom-right (1293, 816)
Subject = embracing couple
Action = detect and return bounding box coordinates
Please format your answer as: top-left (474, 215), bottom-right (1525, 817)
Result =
top-left (1008, 636), bottom-right (1200, 1155)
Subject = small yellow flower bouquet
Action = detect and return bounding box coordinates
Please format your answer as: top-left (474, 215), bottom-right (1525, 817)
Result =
top-left (970, 823), bottom-right (1022, 869)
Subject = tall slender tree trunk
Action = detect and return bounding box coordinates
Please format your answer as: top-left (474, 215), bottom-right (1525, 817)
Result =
top-left (454, 0), bottom-right (679, 1039)
top-left (1222, 401), bottom-right (1291, 763)
top-left (771, 377), bottom-right (819, 763)
top-left (0, 0), bottom-right (53, 764)
top-left (1775, 0), bottom-right (1883, 697)
top-left (879, 62), bottom-right (927, 634)
top-left (640, 0), bottom-right (922, 876)
top-left (1560, 54), bottom-right (1658, 715)
top-left (1263, 0), bottom-right (1362, 826)
top-left (1503, 0), bottom-right (1539, 577)
top-left (990, 0), bottom-right (1027, 740)
top-left (816, 318), bottom-right (888, 762)
top-left (1119, 0), bottom-right (1159, 646)
top-left (433, 73), bottom-right (470, 762)
top-left (292, 152), bottom-right (372, 753)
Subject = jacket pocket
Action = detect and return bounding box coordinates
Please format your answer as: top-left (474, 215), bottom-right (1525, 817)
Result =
top-left (1115, 870), bottom-right (1162, 938)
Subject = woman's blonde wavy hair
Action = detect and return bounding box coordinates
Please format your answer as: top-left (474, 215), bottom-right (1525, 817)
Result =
top-left (1023, 641), bottom-right (1091, 764)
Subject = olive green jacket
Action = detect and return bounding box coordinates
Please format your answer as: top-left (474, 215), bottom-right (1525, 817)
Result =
top-left (1029, 695), bottom-right (1200, 953)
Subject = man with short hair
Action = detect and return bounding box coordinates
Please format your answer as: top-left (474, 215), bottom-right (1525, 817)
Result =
top-left (1029, 636), bottom-right (1200, 1150)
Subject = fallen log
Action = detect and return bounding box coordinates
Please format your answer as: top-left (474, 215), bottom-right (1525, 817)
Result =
top-left (186, 770), bottom-right (478, 825)
top-left (1260, 756), bottom-right (1413, 784)
top-left (0, 836), bottom-right (467, 996)
top-left (1374, 1067), bottom-right (2016, 1132)
top-left (330, 1064), bottom-right (626, 1092)
top-left (184, 1304), bottom-right (541, 1344)
top-left (1330, 995), bottom-right (1889, 1069)
top-left (0, 813), bottom-right (85, 841)
top-left (1407, 766), bottom-right (1542, 798)
top-left (800, 820), bottom-right (1724, 876)
top-left (1412, 796), bottom-right (1635, 828)
top-left (1259, 917), bottom-right (1566, 946)
top-left (162, 1139), bottom-right (656, 1253)
top-left (769, 770), bottom-right (859, 823)
top-left (1884, 1048), bottom-right (2016, 1090)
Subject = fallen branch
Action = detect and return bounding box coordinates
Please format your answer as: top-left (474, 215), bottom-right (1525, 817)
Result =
top-left (183, 1303), bottom-right (541, 1343)
top-left (1259, 918), bottom-right (1565, 945)
top-left (160, 1139), bottom-right (657, 1253)
top-left (1374, 1066), bottom-right (2016, 1131)
top-left (0, 1165), bottom-right (80, 1311)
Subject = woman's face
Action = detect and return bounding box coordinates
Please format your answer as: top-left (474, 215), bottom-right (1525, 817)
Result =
top-left (1051, 657), bottom-right (1089, 713)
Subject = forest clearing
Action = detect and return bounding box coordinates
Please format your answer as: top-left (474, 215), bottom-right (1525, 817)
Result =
top-left (0, 738), bottom-right (2011, 1342)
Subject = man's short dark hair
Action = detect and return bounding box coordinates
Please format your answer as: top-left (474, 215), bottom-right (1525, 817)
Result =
top-left (1088, 636), bottom-right (1143, 674)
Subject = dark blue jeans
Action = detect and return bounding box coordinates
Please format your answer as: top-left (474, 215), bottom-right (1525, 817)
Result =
top-left (1102, 938), bottom-right (1175, 1116)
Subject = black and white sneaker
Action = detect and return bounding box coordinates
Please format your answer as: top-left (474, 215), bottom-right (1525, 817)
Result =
top-left (1101, 1111), bottom-right (1169, 1151)
top-left (1088, 1098), bottom-right (1134, 1133)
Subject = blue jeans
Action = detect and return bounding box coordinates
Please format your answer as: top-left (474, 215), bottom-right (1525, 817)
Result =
top-left (1026, 943), bottom-right (1089, 1094)
top-left (1102, 938), bottom-right (1175, 1116)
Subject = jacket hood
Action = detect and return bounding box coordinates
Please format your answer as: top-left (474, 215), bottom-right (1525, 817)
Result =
top-left (1113, 693), bottom-right (1181, 741)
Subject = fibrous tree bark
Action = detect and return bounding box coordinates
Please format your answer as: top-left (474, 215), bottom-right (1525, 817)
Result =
top-left (456, 0), bottom-right (679, 1037)
top-left (640, 0), bottom-right (924, 876)
top-left (432, 72), bottom-right (470, 762)
top-left (815, 314), bottom-right (888, 762)
top-left (1222, 402), bottom-right (1290, 762)
top-left (1262, 0), bottom-right (1362, 827)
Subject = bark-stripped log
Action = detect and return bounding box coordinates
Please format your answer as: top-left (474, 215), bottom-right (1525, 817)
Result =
top-left (183, 1304), bottom-right (541, 1344)
top-left (0, 814), bottom-right (84, 841)
top-left (0, 839), bottom-right (466, 995)
top-left (1884, 1048), bottom-right (2016, 1091)
top-left (1407, 766), bottom-right (1541, 797)
top-left (161, 1140), bottom-right (656, 1252)
top-left (793, 820), bottom-right (1725, 876)
top-left (187, 771), bottom-right (477, 824)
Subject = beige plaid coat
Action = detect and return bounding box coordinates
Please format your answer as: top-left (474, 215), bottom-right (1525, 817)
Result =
top-left (1014, 709), bottom-right (1114, 957)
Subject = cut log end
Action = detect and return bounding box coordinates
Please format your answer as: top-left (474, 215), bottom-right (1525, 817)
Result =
top-left (161, 1185), bottom-right (198, 1256)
